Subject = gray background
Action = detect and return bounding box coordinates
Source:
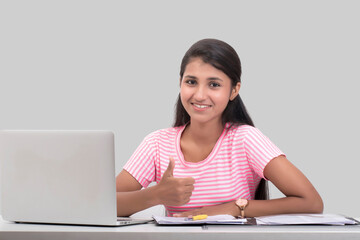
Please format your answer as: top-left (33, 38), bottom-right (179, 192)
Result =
top-left (1, 0), bottom-right (359, 217)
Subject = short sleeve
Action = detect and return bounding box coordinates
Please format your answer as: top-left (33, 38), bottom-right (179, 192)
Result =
top-left (123, 133), bottom-right (158, 188)
top-left (243, 127), bottom-right (285, 179)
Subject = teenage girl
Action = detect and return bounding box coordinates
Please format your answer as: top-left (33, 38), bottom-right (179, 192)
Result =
top-left (116, 39), bottom-right (323, 218)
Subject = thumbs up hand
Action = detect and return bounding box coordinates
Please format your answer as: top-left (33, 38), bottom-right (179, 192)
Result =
top-left (162, 156), bottom-right (176, 178)
top-left (156, 157), bottom-right (195, 206)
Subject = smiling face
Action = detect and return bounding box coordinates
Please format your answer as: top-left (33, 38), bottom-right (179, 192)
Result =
top-left (180, 57), bottom-right (240, 126)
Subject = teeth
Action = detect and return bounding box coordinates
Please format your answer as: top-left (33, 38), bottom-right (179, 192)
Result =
top-left (194, 104), bottom-right (209, 108)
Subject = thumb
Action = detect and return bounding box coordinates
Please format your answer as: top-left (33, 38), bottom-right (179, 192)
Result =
top-left (163, 157), bottom-right (175, 177)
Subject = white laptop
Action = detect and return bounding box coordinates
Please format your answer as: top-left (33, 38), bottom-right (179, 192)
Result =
top-left (0, 130), bottom-right (151, 226)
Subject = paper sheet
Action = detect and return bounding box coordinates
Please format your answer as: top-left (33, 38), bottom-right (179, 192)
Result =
top-left (255, 213), bottom-right (358, 225)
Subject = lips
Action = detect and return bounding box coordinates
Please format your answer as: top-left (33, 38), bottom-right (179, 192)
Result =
top-left (191, 103), bottom-right (212, 110)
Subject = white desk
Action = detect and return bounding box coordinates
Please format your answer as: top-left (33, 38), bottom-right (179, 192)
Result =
top-left (1, 216), bottom-right (360, 240)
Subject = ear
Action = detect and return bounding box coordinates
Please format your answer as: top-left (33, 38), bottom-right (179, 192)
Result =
top-left (230, 82), bottom-right (241, 101)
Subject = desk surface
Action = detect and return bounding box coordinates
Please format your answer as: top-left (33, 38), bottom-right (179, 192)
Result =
top-left (1, 216), bottom-right (360, 240)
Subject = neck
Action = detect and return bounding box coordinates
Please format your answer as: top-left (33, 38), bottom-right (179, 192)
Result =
top-left (185, 119), bottom-right (224, 145)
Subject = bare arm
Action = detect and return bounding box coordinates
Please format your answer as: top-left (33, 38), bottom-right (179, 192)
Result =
top-left (174, 155), bottom-right (323, 217)
top-left (116, 169), bottom-right (159, 217)
top-left (242, 155), bottom-right (323, 217)
top-left (116, 158), bottom-right (195, 217)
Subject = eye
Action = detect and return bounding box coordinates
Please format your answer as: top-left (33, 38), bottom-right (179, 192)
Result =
top-left (185, 79), bottom-right (197, 85)
top-left (209, 82), bottom-right (221, 88)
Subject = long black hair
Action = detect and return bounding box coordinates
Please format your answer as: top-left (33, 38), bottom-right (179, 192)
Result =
top-left (173, 39), bottom-right (268, 200)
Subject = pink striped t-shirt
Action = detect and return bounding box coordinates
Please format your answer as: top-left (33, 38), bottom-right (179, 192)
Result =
top-left (124, 123), bottom-right (284, 216)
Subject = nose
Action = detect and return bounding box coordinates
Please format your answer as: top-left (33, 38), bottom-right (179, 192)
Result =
top-left (194, 85), bottom-right (206, 101)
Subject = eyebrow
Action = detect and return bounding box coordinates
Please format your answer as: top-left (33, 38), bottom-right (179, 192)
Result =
top-left (184, 75), bottom-right (223, 82)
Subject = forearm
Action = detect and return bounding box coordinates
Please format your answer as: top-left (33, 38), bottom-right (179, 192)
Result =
top-left (244, 196), bottom-right (323, 218)
top-left (116, 185), bottom-right (161, 217)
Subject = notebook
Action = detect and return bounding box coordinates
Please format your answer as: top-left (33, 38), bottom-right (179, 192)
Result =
top-left (0, 130), bottom-right (151, 226)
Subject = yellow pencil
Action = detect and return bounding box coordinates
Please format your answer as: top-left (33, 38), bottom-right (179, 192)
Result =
top-left (192, 214), bottom-right (208, 221)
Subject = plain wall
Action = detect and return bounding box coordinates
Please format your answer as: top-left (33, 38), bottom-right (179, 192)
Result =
top-left (1, 0), bottom-right (359, 217)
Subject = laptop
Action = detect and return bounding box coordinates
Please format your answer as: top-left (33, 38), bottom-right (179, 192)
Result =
top-left (0, 130), bottom-right (151, 226)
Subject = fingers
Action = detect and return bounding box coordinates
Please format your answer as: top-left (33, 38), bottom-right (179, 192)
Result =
top-left (184, 184), bottom-right (195, 193)
top-left (173, 212), bottom-right (187, 217)
top-left (179, 194), bottom-right (193, 206)
top-left (173, 210), bottom-right (201, 218)
top-left (183, 177), bottom-right (195, 185)
top-left (163, 157), bottom-right (175, 177)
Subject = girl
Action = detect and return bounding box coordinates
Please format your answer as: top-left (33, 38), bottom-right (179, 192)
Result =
top-left (116, 39), bottom-right (323, 218)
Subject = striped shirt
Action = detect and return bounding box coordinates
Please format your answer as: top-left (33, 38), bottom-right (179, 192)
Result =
top-left (124, 123), bottom-right (284, 216)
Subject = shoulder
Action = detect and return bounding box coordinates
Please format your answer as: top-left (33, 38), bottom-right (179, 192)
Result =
top-left (142, 126), bottom-right (184, 143)
top-left (226, 123), bottom-right (259, 138)
top-left (225, 123), bottom-right (270, 145)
